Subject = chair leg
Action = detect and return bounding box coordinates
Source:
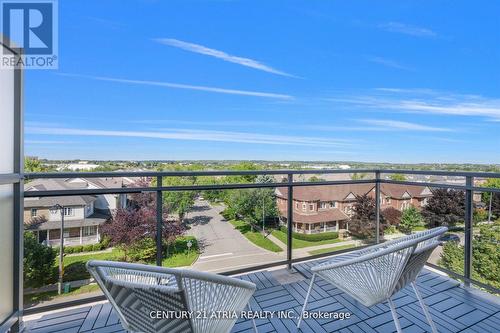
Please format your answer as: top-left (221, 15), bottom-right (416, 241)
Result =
top-left (388, 298), bottom-right (403, 333)
top-left (247, 303), bottom-right (258, 333)
top-left (297, 273), bottom-right (316, 329)
top-left (412, 282), bottom-right (438, 333)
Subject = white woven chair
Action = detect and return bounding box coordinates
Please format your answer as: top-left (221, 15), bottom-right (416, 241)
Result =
top-left (297, 227), bottom-right (448, 333)
top-left (87, 260), bottom-right (258, 333)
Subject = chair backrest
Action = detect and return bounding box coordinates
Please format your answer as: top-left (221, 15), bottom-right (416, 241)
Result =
top-left (311, 227), bottom-right (447, 307)
top-left (392, 228), bottom-right (446, 294)
top-left (87, 261), bottom-right (256, 333)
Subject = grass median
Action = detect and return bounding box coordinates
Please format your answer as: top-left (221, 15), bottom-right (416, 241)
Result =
top-left (308, 244), bottom-right (356, 255)
top-left (271, 229), bottom-right (342, 249)
top-left (229, 219), bottom-right (282, 252)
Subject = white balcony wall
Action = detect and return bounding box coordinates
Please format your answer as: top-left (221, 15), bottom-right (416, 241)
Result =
top-left (0, 185), bottom-right (14, 324)
top-left (0, 43), bottom-right (15, 325)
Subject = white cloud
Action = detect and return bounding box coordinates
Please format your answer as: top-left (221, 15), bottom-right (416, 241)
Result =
top-left (326, 89), bottom-right (500, 120)
top-left (25, 140), bottom-right (75, 144)
top-left (367, 56), bottom-right (413, 71)
top-left (154, 38), bottom-right (297, 77)
top-left (378, 22), bottom-right (437, 38)
top-left (25, 125), bottom-right (355, 148)
top-left (359, 119), bottom-right (452, 132)
top-left (58, 73), bottom-right (293, 100)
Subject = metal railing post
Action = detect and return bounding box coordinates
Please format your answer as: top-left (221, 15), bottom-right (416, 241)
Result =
top-left (156, 176), bottom-right (163, 266)
top-left (464, 176), bottom-right (473, 286)
top-left (375, 171), bottom-right (381, 244)
top-left (287, 173), bottom-right (293, 269)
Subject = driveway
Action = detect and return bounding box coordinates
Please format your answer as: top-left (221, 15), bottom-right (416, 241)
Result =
top-left (185, 199), bottom-right (283, 272)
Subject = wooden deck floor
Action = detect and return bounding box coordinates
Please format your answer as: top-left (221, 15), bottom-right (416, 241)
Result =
top-left (24, 259), bottom-right (500, 333)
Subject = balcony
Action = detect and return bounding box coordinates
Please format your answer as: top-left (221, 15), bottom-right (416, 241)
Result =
top-left (23, 261), bottom-right (500, 333)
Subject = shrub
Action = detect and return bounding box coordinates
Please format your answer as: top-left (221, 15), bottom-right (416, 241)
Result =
top-left (280, 226), bottom-right (338, 241)
top-left (24, 232), bottom-right (57, 288)
top-left (127, 238), bottom-right (156, 262)
top-left (72, 245), bottom-right (83, 253)
top-left (382, 207), bottom-right (402, 226)
top-left (83, 244), bottom-right (94, 252)
top-left (473, 208), bottom-right (488, 225)
top-left (92, 243), bottom-right (104, 251)
top-left (168, 236), bottom-right (198, 254)
top-left (349, 194), bottom-right (388, 239)
top-left (385, 225), bottom-right (398, 234)
top-left (399, 206), bottom-right (424, 234)
top-left (99, 236), bottom-right (111, 248)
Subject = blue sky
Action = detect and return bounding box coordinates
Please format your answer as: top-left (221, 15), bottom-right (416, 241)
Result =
top-left (24, 0), bottom-right (500, 163)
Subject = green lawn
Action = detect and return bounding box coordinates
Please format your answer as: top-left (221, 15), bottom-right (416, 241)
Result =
top-left (24, 283), bottom-right (101, 306)
top-left (229, 220), bottom-right (282, 252)
top-left (308, 244), bottom-right (356, 255)
top-left (412, 225), bottom-right (428, 232)
top-left (26, 237), bottom-right (200, 305)
top-left (59, 237), bottom-right (199, 283)
top-left (271, 229), bottom-right (342, 249)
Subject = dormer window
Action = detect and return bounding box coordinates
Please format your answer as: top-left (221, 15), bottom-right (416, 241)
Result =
top-left (309, 204), bottom-right (314, 211)
top-left (320, 202), bottom-right (327, 209)
top-left (30, 208), bottom-right (38, 217)
top-left (329, 201), bottom-right (337, 208)
top-left (302, 203), bottom-right (306, 211)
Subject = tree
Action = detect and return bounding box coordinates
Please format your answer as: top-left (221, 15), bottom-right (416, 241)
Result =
top-left (101, 179), bottom-right (185, 261)
top-left (382, 207), bottom-right (402, 226)
top-left (421, 189), bottom-right (465, 228)
top-left (349, 194), bottom-right (388, 239)
top-left (399, 206), bottom-right (424, 234)
top-left (160, 177), bottom-right (197, 223)
top-left (389, 174), bottom-right (406, 181)
top-left (25, 157), bottom-right (53, 173)
top-left (308, 176), bottom-right (326, 182)
top-left (24, 232), bottom-right (56, 288)
top-left (223, 175), bottom-right (278, 229)
top-left (440, 221), bottom-right (500, 289)
top-left (351, 173), bottom-right (366, 180)
top-left (482, 178), bottom-right (500, 220)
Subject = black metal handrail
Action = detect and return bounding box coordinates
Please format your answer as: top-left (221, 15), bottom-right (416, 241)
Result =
top-left (21, 168), bottom-right (500, 313)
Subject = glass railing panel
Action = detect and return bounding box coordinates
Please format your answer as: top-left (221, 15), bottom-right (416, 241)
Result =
top-left (23, 177), bottom-right (157, 310)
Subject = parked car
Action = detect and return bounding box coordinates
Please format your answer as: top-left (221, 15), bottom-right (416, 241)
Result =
top-left (439, 233), bottom-right (460, 244)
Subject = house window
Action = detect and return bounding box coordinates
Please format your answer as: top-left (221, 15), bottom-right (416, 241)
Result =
top-left (63, 207), bottom-right (74, 216)
top-left (83, 226), bottom-right (97, 236)
top-left (329, 201), bottom-right (337, 208)
top-left (320, 202), bottom-right (327, 209)
top-left (422, 198), bottom-right (429, 206)
top-left (401, 201), bottom-right (411, 210)
top-left (309, 204), bottom-right (314, 211)
top-left (302, 203), bottom-right (307, 211)
top-left (385, 197), bottom-right (391, 204)
top-left (295, 202), bottom-right (299, 209)
top-left (30, 208), bottom-right (38, 217)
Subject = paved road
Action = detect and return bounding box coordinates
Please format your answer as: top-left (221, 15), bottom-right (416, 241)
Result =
top-left (185, 200), bottom-right (283, 272)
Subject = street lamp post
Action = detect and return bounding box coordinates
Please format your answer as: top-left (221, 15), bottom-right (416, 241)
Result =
top-left (50, 204), bottom-right (65, 295)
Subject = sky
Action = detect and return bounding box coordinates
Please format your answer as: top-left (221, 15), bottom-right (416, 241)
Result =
top-left (23, 0), bottom-right (500, 163)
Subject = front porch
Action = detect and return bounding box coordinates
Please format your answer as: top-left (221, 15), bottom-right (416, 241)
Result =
top-left (24, 258), bottom-right (500, 333)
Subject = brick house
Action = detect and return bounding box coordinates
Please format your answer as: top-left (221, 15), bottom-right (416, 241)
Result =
top-left (275, 184), bottom-right (432, 234)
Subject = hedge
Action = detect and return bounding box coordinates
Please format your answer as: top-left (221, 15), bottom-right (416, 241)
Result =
top-left (279, 226), bottom-right (339, 241)
top-left (64, 242), bottom-right (105, 254)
